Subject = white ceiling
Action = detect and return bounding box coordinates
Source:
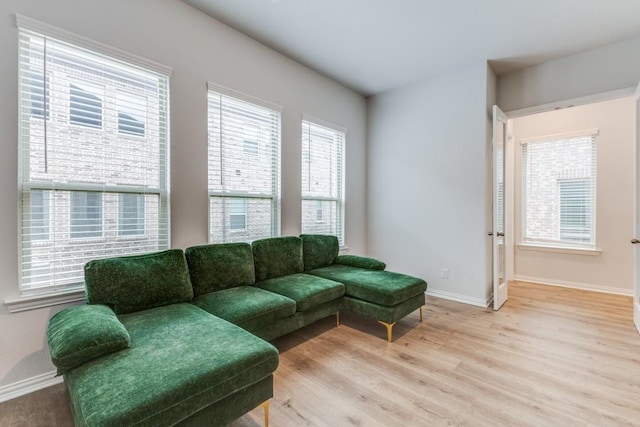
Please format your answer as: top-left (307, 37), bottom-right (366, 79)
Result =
top-left (184, 0), bottom-right (640, 96)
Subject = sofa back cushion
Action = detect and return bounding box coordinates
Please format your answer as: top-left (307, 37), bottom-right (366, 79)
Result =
top-left (185, 243), bottom-right (255, 297)
top-left (300, 234), bottom-right (339, 271)
top-left (85, 249), bottom-right (193, 314)
top-left (252, 236), bottom-right (304, 282)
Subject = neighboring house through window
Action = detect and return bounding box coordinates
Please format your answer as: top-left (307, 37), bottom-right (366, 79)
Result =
top-left (207, 85), bottom-right (281, 243)
top-left (70, 192), bottom-right (102, 239)
top-left (17, 17), bottom-right (171, 293)
top-left (119, 193), bottom-right (145, 236)
top-left (521, 130), bottom-right (597, 249)
top-left (301, 119), bottom-right (345, 245)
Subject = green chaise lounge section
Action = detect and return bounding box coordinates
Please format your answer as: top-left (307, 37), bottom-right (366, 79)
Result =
top-left (300, 234), bottom-right (428, 342)
top-left (48, 249), bottom-right (278, 427)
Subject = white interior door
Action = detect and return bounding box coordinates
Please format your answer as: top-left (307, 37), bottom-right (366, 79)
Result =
top-left (493, 105), bottom-right (508, 310)
top-left (634, 81), bottom-right (640, 335)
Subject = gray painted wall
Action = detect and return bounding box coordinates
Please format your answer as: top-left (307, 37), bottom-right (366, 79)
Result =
top-left (0, 0), bottom-right (366, 388)
top-left (498, 34), bottom-right (640, 111)
top-left (367, 62), bottom-right (492, 306)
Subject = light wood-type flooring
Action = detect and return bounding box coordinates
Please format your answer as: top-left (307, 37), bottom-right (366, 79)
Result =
top-left (2, 281), bottom-right (640, 426)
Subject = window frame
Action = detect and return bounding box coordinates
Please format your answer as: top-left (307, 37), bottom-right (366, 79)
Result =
top-left (520, 129), bottom-right (598, 251)
top-left (301, 117), bottom-right (346, 246)
top-left (207, 82), bottom-right (282, 244)
top-left (15, 15), bottom-right (172, 301)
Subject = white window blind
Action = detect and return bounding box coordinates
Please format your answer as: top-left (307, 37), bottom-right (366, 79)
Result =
top-left (301, 119), bottom-right (345, 245)
top-left (521, 130), bottom-right (597, 249)
top-left (207, 86), bottom-right (281, 243)
top-left (18, 24), bottom-right (170, 294)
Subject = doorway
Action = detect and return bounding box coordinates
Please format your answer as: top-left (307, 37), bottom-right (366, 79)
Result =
top-left (498, 93), bottom-right (636, 303)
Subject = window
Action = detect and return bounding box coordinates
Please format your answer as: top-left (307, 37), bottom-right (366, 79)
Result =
top-left (119, 194), bottom-right (145, 236)
top-left (18, 16), bottom-right (171, 293)
top-left (70, 82), bottom-right (103, 128)
top-left (70, 192), bottom-right (102, 239)
top-left (558, 179), bottom-right (591, 242)
top-left (229, 198), bottom-right (247, 231)
top-left (521, 130), bottom-right (597, 249)
top-left (301, 119), bottom-right (345, 244)
top-left (207, 85), bottom-right (281, 243)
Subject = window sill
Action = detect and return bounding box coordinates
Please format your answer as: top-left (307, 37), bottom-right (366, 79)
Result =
top-left (5, 288), bottom-right (86, 313)
top-left (517, 244), bottom-right (601, 256)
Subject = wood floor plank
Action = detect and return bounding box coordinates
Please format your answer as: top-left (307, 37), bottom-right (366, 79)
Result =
top-left (2, 281), bottom-right (640, 426)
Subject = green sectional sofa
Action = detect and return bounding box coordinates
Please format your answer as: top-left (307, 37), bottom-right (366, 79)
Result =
top-left (46, 235), bottom-right (427, 426)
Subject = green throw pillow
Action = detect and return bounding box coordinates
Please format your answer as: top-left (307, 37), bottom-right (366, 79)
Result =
top-left (334, 254), bottom-right (386, 271)
top-left (85, 249), bottom-right (193, 314)
top-left (47, 304), bottom-right (130, 373)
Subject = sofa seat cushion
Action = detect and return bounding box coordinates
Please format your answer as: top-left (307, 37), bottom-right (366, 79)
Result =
top-left (256, 273), bottom-right (344, 312)
top-left (309, 265), bottom-right (427, 306)
top-left (64, 303), bottom-right (279, 427)
top-left (192, 287), bottom-right (296, 332)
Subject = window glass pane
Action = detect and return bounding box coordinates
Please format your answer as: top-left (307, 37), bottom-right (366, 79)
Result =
top-left (209, 197), bottom-right (273, 243)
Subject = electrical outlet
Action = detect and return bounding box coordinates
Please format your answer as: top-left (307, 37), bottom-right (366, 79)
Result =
top-left (441, 268), bottom-right (449, 279)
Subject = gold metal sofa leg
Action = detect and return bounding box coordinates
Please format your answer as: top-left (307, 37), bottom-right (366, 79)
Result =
top-left (336, 311), bottom-right (340, 327)
top-left (262, 401), bottom-right (270, 427)
top-left (378, 321), bottom-right (396, 342)
top-left (420, 306), bottom-right (423, 322)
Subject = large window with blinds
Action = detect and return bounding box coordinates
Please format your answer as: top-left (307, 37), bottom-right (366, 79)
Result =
top-left (207, 85), bottom-right (281, 243)
top-left (301, 119), bottom-right (345, 245)
top-left (521, 130), bottom-right (597, 249)
top-left (18, 17), bottom-right (170, 294)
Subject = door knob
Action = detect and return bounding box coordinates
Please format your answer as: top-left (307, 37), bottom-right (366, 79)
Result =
top-left (497, 232), bottom-right (505, 237)
top-left (632, 239), bottom-right (640, 244)
top-left (488, 232), bottom-right (493, 236)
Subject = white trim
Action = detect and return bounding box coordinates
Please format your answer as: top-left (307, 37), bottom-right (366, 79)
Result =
top-left (15, 14), bottom-right (172, 77)
top-left (426, 289), bottom-right (491, 308)
top-left (206, 82), bottom-right (283, 113)
top-left (302, 114), bottom-right (347, 134)
top-left (514, 275), bottom-right (633, 296)
top-left (520, 128), bottom-right (599, 145)
top-left (517, 243), bottom-right (601, 256)
top-left (504, 87), bottom-right (636, 118)
top-left (5, 289), bottom-right (85, 313)
top-left (0, 371), bottom-right (62, 404)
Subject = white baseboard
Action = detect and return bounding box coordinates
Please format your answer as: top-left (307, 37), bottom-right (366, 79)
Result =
top-left (0, 371), bottom-right (63, 404)
top-left (426, 289), bottom-right (490, 308)
top-left (513, 275), bottom-right (633, 296)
